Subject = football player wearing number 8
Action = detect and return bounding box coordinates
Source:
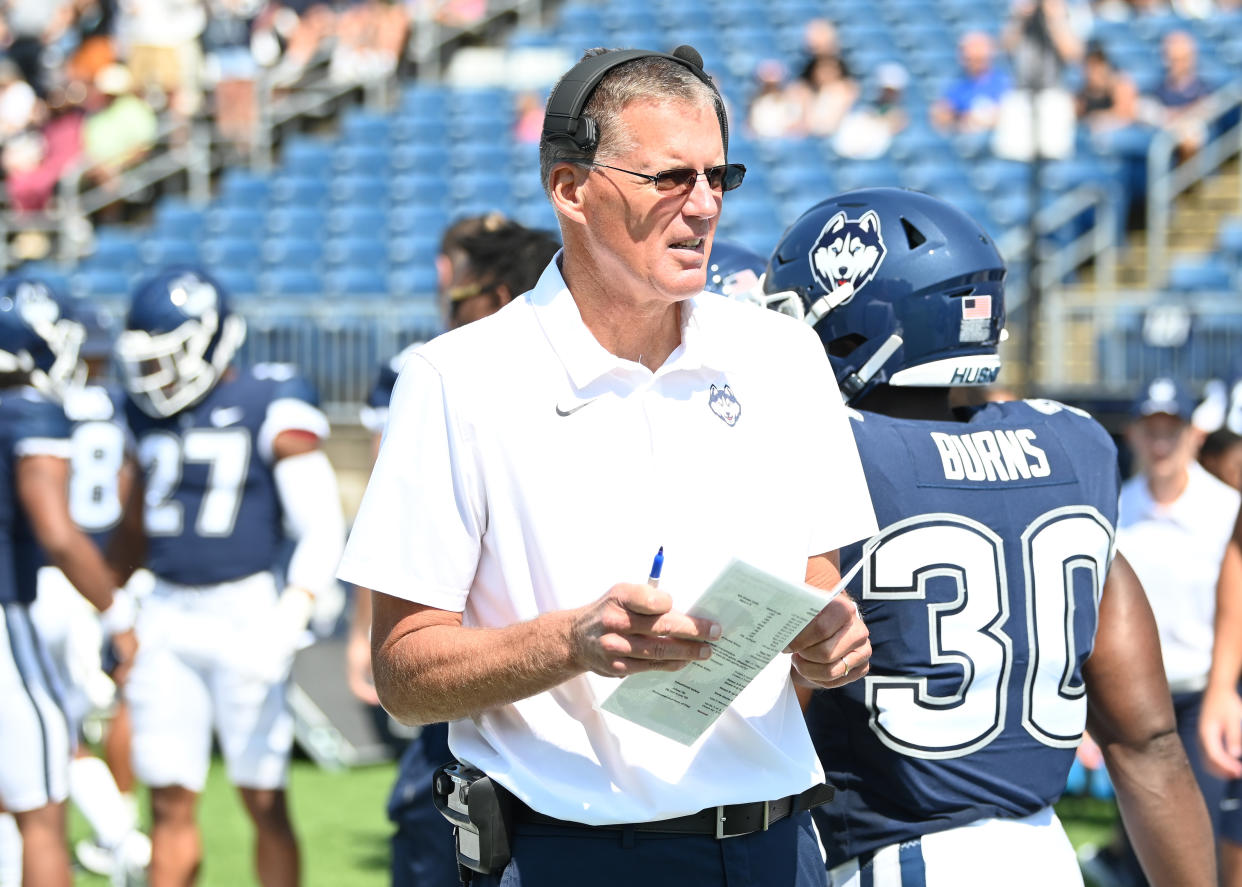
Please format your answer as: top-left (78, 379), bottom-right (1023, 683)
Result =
top-left (754, 188), bottom-right (1215, 886)
top-left (0, 275), bottom-right (137, 887)
top-left (108, 266), bottom-right (346, 887)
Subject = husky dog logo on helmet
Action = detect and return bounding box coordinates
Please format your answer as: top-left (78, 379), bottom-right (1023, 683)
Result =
top-left (809, 210), bottom-right (886, 306)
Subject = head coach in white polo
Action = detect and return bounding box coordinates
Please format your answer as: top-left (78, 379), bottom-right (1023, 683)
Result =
top-left (338, 46), bottom-right (879, 887)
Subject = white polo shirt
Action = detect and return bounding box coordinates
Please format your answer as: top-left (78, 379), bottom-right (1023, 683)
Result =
top-left (338, 256), bottom-right (877, 824)
top-left (1117, 461), bottom-right (1240, 693)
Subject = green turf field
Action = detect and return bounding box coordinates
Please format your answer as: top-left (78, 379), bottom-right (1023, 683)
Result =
top-left (67, 757), bottom-right (1122, 885)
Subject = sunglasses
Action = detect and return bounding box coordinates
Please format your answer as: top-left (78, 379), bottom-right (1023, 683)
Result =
top-left (586, 162), bottom-right (747, 194)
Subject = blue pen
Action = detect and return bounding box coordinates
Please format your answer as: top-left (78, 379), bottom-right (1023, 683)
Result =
top-left (647, 546), bottom-right (664, 588)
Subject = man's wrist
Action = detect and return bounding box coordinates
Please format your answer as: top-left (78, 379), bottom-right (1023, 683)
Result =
top-left (100, 588), bottom-right (137, 635)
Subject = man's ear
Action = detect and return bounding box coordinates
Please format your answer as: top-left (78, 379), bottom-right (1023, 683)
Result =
top-left (494, 284), bottom-right (513, 307)
top-left (549, 163), bottom-right (589, 225)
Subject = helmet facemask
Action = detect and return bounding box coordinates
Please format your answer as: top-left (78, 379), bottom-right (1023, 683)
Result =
top-left (117, 310), bottom-right (246, 418)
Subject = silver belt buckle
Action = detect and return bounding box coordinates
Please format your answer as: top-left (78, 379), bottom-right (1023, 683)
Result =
top-left (714, 800), bottom-right (770, 839)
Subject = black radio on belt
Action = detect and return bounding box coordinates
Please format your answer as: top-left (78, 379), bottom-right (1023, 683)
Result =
top-left (432, 762), bottom-right (514, 875)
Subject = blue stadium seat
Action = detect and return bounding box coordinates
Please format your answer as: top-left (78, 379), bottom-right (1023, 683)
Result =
top-left (1218, 217), bottom-right (1242, 260)
top-left (389, 233), bottom-right (441, 266)
top-left (389, 205), bottom-right (450, 237)
top-left (390, 173), bottom-right (452, 205)
top-left (70, 267), bottom-right (131, 299)
top-left (267, 205), bottom-right (328, 236)
top-left (14, 263), bottom-right (72, 297)
top-left (206, 204), bottom-right (265, 237)
top-left (331, 174), bottom-right (390, 206)
top-left (271, 175), bottom-right (331, 206)
top-left (388, 264), bottom-right (440, 296)
top-left (260, 267), bottom-right (324, 297)
top-left (153, 199), bottom-right (207, 239)
top-left (341, 109), bottom-right (394, 144)
top-left (334, 143), bottom-right (390, 175)
top-left (1168, 257), bottom-right (1234, 293)
top-left (218, 169), bottom-right (272, 206)
top-left (140, 235), bottom-right (200, 267)
top-left (391, 142), bottom-right (450, 175)
top-left (327, 205), bottom-right (388, 237)
top-left (325, 236), bottom-right (390, 269)
top-left (281, 138), bottom-right (334, 177)
top-left (212, 267), bottom-right (260, 298)
top-left (84, 230), bottom-right (143, 275)
top-left (326, 267), bottom-right (389, 296)
top-left (262, 236), bottom-right (325, 269)
top-left (201, 236), bottom-right (263, 271)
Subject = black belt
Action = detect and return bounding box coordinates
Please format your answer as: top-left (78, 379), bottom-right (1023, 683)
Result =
top-left (510, 782), bottom-right (834, 840)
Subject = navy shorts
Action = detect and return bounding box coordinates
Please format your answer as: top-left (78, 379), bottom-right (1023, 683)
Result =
top-left (468, 809), bottom-right (827, 887)
top-left (388, 722), bottom-right (459, 886)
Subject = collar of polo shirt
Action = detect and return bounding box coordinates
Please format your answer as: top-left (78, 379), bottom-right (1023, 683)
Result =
top-left (531, 251), bottom-right (728, 391)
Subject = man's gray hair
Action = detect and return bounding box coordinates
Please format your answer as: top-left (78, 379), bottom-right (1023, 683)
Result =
top-left (538, 48), bottom-right (725, 196)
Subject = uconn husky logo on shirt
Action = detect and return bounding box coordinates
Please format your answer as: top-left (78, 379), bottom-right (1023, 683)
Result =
top-left (809, 209), bottom-right (887, 306)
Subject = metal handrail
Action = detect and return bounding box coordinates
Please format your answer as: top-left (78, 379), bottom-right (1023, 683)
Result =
top-left (996, 181), bottom-right (1120, 310)
top-left (1145, 81), bottom-right (1242, 286)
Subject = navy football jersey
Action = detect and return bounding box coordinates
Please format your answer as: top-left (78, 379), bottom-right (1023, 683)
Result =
top-left (123, 365), bottom-right (326, 586)
top-left (360, 343), bottom-right (422, 433)
top-left (0, 388), bottom-right (72, 604)
top-left (808, 399), bottom-right (1120, 866)
top-left (63, 384), bottom-right (129, 550)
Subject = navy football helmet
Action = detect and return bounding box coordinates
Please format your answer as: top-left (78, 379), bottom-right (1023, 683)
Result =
top-left (761, 188), bottom-right (1006, 403)
top-left (0, 274), bottom-right (85, 401)
top-left (703, 240), bottom-right (766, 300)
top-left (116, 266), bottom-right (246, 417)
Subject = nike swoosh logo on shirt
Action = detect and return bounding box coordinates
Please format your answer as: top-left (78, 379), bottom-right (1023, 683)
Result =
top-left (210, 406), bottom-right (245, 427)
top-left (555, 399), bottom-right (599, 417)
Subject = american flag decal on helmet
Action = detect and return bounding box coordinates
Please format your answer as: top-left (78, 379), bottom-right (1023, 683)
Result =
top-left (961, 295), bottom-right (991, 319)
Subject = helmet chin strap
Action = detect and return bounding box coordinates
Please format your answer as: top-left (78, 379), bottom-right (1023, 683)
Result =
top-left (840, 334), bottom-right (904, 402)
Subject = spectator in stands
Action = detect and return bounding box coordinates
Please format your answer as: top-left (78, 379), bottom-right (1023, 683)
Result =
top-left (0, 0), bottom-right (77, 96)
top-left (513, 91), bottom-right (545, 144)
top-left (114, 0), bottom-right (206, 120)
top-left (745, 59), bottom-right (802, 140)
top-left (329, 1), bottom-right (410, 85)
top-left (0, 58), bottom-right (38, 138)
top-left (799, 17), bottom-right (840, 68)
top-left (202, 0), bottom-right (262, 156)
top-left (832, 62), bottom-right (909, 158)
top-left (81, 63), bottom-right (157, 192)
top-left (1076, 40), bottom-right (1139, 134)
top-left (3, 81), bottom-right (85, 213)
top-left (930, 31), bottom-right (1013, 136)
top-left (1143, 29), bottom-right (1214, 162)
top-left (789, 52), bottom-right (858, 138)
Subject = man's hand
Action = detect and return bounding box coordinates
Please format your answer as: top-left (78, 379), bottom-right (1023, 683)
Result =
top-left (786, 594), bottom-right (871, 689)
top-left (569, 583), bottom-right (721, 678)
top-left (109, 628), bottom-right (138, 687)
top-left (1199, 684), bottom-right (1242, 779)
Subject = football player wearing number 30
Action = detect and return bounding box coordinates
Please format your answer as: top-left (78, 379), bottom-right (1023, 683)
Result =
top-left (108, 266), bottom-right (346, 887)
top-left (750, 188), bottom-right (1215, 886)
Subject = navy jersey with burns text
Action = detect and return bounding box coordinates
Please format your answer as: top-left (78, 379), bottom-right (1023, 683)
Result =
top-left (64, 384), bottom-right (129, 550)
top-left (0, 388), bottom-right (72, 604)
top-left (807, 399), bottom-right (1120, 866)
top-left (124, 365), bottom-right (326, 586)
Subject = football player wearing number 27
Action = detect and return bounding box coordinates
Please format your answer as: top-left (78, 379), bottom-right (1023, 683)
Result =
top-left (752, 188), bottom-right (1215, 886)
top-left (107, 266), bottom-right (346, 887)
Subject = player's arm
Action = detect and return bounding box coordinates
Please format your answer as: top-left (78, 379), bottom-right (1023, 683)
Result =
top-left (106, 455), bottom-right (147, 587)
top-left (1084, 550), bottom-right (1216, 887)
top-left (17, 453), bottom-right (135, 646)
top-left (1200, 503), bottom-right (1242, 778)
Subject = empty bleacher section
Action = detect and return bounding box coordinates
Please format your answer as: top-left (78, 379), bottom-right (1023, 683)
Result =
top-left (3, 0), bottom-right (1241, 414)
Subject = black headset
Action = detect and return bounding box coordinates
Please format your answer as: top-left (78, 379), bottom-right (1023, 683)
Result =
top-left (540, 45), bottom-right (728, 156)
